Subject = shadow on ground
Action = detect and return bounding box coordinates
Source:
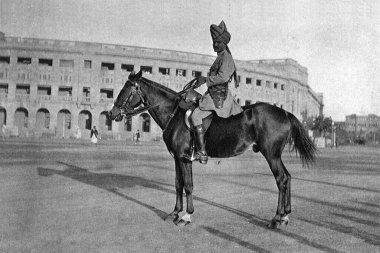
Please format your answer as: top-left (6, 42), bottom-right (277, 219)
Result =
top-left (35, 161), bottom-right (361, 252)
top-left (37, 161), bottom-right (174, 220)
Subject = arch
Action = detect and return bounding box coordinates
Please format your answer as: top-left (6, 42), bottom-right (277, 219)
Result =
top-left (124, 116), bottom-right (132, 132)
top-left (57, 109), bottom-right (71, 138)
top-left (99, 111), bottom-right (112, 131)
top-left (14, 107), bottom-right (29, 131)
top-left (78, 110), bottom-right (92, 130)
top-left (139, 113), bottom-right (151, 132)
top-left (36, 108), bottom-right (50, 129)
top-left (0, 107), bottom-right (6, 127)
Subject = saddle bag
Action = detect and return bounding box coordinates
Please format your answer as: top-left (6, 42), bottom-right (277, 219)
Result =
top-left (208, 82), bottom-right (228, 109)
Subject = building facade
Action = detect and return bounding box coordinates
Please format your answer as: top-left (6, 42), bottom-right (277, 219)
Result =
top-left (0, 33), bottom-right (323, 141)
top-left (345, 114), bottom-right (380, 140)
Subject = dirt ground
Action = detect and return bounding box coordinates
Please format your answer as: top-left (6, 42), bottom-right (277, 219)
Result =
top-left (0, 138), bottom-right (379, 253)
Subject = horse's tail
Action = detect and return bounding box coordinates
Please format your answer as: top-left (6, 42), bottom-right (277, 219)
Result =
top-left (287, 112), bottom-right (317, 166)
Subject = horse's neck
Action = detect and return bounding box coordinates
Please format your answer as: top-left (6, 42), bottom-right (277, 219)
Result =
top-left (140, 80), bottom-right (178, 129)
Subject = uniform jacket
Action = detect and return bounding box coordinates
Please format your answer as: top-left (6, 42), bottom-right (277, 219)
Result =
top-left (199, 49), bottom-right (242, 118)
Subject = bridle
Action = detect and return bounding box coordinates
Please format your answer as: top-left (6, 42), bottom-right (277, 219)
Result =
top-left (114, 77), bottom-right (199, 119)
top-left (114, 81), bottom-right (155, 118)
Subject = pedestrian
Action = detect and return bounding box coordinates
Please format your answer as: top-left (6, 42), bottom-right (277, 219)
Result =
top-left (134, 129), bottom-right (140, 144)
top-left (75, 127), bottom-right (82, 139)
top-left (90, 126), bottom-right (98, 144)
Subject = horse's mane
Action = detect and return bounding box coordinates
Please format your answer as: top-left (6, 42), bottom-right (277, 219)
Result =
top-left (140, 77), bottom-right (178, 96)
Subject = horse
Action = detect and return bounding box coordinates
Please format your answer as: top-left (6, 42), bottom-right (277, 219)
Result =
top-left (108, 70), bottom-right (317, 229)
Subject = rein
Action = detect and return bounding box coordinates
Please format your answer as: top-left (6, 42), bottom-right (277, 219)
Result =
top-left (118, 78), bottom-right (198, 118)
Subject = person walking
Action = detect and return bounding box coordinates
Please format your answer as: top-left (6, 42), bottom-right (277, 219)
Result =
top-left (90, 126), bottom-right (98, 145)
top-left (134, 129), bottom-right (141, 144)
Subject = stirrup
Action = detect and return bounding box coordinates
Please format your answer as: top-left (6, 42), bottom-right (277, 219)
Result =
top-left (183, 152), bottom-right (208, 164)
top-left (195, 152), bottom-right (208, 164)
top-left (183, 153), bottom-right (196, 162)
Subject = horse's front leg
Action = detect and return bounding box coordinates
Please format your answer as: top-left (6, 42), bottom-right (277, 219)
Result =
top-left (165, 157), bottom-right (184, 223)
top-left (175, 159), bottom-right (194, 226)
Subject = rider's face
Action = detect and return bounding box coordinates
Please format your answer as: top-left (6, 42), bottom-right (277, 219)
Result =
top-left (213, 41), bottom-right (226, 53)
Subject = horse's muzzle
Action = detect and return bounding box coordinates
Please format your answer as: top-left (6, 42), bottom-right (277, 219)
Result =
top-left (108, 108), bottom-right (123, 122)
top-left (114, 114), bottom-right (123, 122)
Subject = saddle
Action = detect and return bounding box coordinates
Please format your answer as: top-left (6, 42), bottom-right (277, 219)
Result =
top-left (180, 88), bottom-right (213, 132)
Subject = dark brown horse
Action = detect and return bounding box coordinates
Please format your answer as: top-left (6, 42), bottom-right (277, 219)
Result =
top-left (108, 70), bottom-right (316, 228)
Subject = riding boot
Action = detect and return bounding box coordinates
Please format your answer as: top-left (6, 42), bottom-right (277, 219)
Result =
top-left (194, 124), bottom-right (208, 164)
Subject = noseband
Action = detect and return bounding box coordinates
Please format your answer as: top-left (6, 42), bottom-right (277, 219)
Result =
top-left (114, 77), bottom-right (199, 119)
top-left (114, 81), bottom-right (158, 118)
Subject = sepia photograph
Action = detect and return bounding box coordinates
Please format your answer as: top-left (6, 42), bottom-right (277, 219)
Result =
top-left (0, 0), bottom-right (379, 252)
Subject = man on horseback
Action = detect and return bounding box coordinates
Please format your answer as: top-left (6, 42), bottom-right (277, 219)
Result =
top-left (189, 20), bottom-right (242, 164)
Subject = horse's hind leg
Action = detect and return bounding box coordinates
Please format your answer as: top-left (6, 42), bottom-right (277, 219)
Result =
top-left (165, 157), bottom-right (184, 222)
top-left (266, 157), bottom-right (291, 229)
top-left (282, 160), bottom-right (291, 216)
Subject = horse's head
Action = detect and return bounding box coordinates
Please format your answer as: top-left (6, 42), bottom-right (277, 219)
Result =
top-left (108, 70), bottom-right (145, 122)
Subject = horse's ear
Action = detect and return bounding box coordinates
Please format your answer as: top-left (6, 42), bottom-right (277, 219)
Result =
top-left (128, 71), bottom-right (136, 81)
top-left (135, 70), bottom-right (143, 80)
top-left (128, 70), bottom-right (143, 81)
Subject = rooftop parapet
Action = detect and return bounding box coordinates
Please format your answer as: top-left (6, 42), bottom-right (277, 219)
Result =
top-left (1, 34), bottom-right (310, 87)
top-left (2, 35), bottom-right (215, 65)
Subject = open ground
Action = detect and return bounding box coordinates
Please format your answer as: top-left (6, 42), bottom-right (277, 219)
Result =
top-left (0, 138), bottom-right (379, 253)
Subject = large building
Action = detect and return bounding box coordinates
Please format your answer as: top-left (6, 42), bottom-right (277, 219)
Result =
top-left (345, 114), bottom-right (380, 140)
top-left (0, 32), bottom-right (323, 141)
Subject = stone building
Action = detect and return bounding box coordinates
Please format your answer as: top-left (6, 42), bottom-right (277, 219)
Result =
top-left (0, 32), bottom-right (323, 141)
top-left (345, 114), bottom-right (380, 140)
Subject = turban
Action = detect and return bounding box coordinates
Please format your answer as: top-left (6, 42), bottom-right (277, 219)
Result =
top-left (210, 20), bottom-right (231, 44)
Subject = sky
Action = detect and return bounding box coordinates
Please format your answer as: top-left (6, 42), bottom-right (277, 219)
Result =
top-left (1, 0), bottom-right (379, 121)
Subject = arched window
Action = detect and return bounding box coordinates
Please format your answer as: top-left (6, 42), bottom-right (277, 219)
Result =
top-left (124, 117), bottom-right (132, 132)
top-left (140, 113), bottom-right (150, 132)
top-left (36, 108), bottom-right (50, 129)
top-left (58, 109), bottom-right (71, 130)
top-left (0, 107), bottom-right (6, 126)
top-left (99, 111), bottom-right (112, 131)
top-left (78, 110), bottom-right (92, 130)
top-left (15, 108), bottom-right (28, 129)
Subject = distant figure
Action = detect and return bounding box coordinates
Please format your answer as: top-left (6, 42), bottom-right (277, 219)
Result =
top-left (134, 130), bottom-right (140, 144)
top-left (0, 124), bottom-right (5, 138)
top-left (75, 127), bottom-right (82, 139)
top-left (90, 126), bottom-right (98, 144)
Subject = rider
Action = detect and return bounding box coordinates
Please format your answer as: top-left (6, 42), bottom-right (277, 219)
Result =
top-left (189, 20), bottom-right (242, 164)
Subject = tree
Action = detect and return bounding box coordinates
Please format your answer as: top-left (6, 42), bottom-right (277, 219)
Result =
top-left (335, 125), bottom-right (350, 145)
top-left (311, 116), bottom-right (332, 138)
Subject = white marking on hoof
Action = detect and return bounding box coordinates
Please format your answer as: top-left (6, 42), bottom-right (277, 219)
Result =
top-left (181, 212), bottom-right (191, 223)
top-left (280, 215), bottom-right (289, 226)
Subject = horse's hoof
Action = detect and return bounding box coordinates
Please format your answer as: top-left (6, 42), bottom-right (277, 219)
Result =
top-left (175, 219), bottom-right (191, 227)
top-left (280, 216), bottom-right (289, 226)
top-left (267, 220), bottom-right (280, 229)
top-left (165, 213), bottom-right (179, 222)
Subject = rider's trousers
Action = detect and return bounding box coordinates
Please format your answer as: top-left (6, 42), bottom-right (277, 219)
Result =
top-left (191, 107), bottom-right (212, 126)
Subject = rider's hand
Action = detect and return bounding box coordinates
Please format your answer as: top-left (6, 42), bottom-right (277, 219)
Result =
top-left (235, 81), bottom-right (239, 88)
top-left (195, 76), bottom-right (207, 88)
top-left (198, 76), bottom-right (207, 84)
